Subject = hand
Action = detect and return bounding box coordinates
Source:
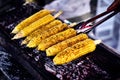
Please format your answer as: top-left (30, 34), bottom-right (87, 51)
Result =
top-left (107, 0), bottom-right (120, 12)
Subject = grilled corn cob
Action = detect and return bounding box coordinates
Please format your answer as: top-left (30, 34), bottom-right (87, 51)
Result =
top-left (27, 23), bottom-right (68, 48)
top-left (12, 14), bottom-right (55, 39)
top-left (21, 20), bottom-right (62, 45)
top-left (37, 28), bottom-right (77, 51)
top-left (46, 33), bottom-right (88, 56)
top-left (11, 9), bottom-right (52, 34)
top-left (53, 39), bottom-right (101, 65)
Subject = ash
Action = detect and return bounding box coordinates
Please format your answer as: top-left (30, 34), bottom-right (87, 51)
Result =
top-left (44, 57), bottom-right (111, 80)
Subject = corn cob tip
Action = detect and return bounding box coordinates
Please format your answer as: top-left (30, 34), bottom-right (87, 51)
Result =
top-left (50, 9), bottom-right (56, 13)
top-left (11, 32), bottom-right (24, 40)
top-left (53, 59), bottom-right (58, 65)
top-left (37, 46), bottom-right (45, 51)
top-left (11, 28), bottom-right (18, 34)
top-left (68, 22), bottom-right (77, 28)
top-left (46, 49), bottom-right (52, 56)
top-left (21, 40), bottom-right (27, 45)
top-left (94, 40), bottom-right (101, 45)
top-left (53, 57), bottom-right (63, 65)
top-left (26, 44), bottom-right (33, 48)
top-left (23, 0), bottom-right (31, 5)
top-left (54, 11), bottom-right (63, 18)
top-left (11, 37), bottom-right (17, 40)
top-left (26, 42), bottom-right (36, 48)
top-left (37, 43), bottom-right (46, 51)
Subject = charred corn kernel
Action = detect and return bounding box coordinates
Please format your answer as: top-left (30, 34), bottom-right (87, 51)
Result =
top-left (12, 14), bottom-right (55, 39)
top-left (21, 20), bottom-right (62, 45)
top-left (37, 28), bottom-right (76, 51)
top-left (46, 33), bottom-right (88, 56)
top-left (53, 39), bottom-right (96, 65)
top-left (27, 23), bottom-right (68, 48)
top-left (11, 9), bottom-right (51, 34)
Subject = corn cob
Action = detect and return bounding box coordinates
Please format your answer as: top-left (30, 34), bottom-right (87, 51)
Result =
top-left (27, 23), bottom-right (68, 48)
top-left (12, 11), bottom-right (62, 40)
top-left (46, 33), bottom-right (88, 56)
top-left (37, 28), bottom-right (77, 51)
top-left (11, 9), bottom-right (53, 34)
top-left (21, 20), bottom-right (62, 45)
top-left (53, 39), bottom-right (101, 65)
top-left (12, 14), bottom-right (55, 39)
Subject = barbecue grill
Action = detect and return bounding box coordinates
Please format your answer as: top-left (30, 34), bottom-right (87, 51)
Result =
top-left (0, 2), bottom-right (120, 80)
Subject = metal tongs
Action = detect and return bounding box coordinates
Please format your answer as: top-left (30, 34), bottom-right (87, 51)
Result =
top-left (77, 6), bottom-right (120, 34)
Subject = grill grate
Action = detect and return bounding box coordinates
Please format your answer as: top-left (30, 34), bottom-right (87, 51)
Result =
top-left (0, 3), bottom-right (120, 80)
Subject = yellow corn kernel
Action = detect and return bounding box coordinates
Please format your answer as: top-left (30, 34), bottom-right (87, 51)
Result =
top-left (46, 33), bottom-right (88, 56)
top-left (37, 28), bottom-right (76, 51)
top-left (53, 39), bottom-right (96, 65)
top-left (12, 14), bottom-right (55, 39)
top-left (21, 20), bottom-right (62, 45)
top-left (11, 9), bottom-right (51, 34)
top-left (27, 23), bottom-right (68, 48)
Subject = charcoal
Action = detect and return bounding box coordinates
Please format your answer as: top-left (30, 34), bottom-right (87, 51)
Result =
top-left (44, 57), bottom-right (110, 80)
top-left (0, 51), bottom-right (34, 80)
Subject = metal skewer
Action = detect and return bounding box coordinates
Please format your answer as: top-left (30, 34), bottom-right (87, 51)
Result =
top-left (77, 8), bottom-right (120, 34)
